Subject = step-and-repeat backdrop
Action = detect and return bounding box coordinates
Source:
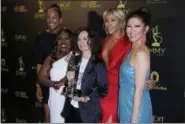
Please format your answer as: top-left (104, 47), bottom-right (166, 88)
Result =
top-left (1, 0), bottom-right (185, 123)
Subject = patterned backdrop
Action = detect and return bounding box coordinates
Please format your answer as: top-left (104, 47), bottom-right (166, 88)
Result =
top-left (1, 0), bottom-right (185, 123)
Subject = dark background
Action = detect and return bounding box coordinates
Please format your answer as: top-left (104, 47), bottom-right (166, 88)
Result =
top-left (1, 0), bottom-right (185, 123)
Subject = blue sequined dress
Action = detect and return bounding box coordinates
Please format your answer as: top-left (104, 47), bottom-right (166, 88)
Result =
top-left (118, 50), bottom-right (153, 123)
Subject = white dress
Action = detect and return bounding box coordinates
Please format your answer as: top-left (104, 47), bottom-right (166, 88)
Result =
top-left (48, 53), bottom-right (70, 123)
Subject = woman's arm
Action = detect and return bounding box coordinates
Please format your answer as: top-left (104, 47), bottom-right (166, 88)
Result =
top-left (33, 36), bottom-right (44, 101)
top-left (132, 50), bottom-right (150, 123)
top-left (38, 56), bottom-right (55, 87)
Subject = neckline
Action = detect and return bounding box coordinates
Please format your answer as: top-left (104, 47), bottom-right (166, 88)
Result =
top-left (102, 35), bottom-right (124, 55)
top-left (82, 58), bottom-right (89, 62)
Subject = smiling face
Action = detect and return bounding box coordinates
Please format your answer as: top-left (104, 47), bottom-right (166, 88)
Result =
top-left (126, 17), bottom-right (149, 43)
top-left (57, 31), bottom-right (71, 55)
top-left (104, 13), bottom-right (121, 35)
top-left (77, 30), bottom-right (91, 53)
top-left (46, 8), bottom-right (62, 31)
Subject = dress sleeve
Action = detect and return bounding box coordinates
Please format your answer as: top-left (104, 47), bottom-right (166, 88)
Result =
top-left (88, 60), bottom-right (108, 99)
top-left (95, 61), bottom-right (108, 97)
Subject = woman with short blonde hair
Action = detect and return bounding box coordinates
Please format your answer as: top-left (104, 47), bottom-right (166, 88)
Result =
top-left (103, 8), bottom-right (126, 35)
top-left (100, 8), bottom-right (131, 123)
top-left (99, 8), bottom-right (155, 123)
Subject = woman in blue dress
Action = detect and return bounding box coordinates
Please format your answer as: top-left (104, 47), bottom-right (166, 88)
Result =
top-left (118, 7), bottom-right (153, 123)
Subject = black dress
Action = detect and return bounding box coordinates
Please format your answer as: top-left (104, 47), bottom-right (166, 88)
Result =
top-left (32, 31), bottom-right (57, 104)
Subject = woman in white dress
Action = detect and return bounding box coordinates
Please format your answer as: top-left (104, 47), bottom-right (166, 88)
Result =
top-left (38, 29), bottom-right (75, 123)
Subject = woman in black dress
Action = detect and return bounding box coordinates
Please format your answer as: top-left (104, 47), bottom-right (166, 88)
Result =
top-left (32, 4), bottom-right (62, 122)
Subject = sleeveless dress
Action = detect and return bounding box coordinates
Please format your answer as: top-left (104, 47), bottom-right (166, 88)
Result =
top-left (33, 31), bottom-right (57, 104)
top-left (48, 53), bottom-right (70, 123)
top-left (118, 50), bottom-right (153, 123)
top-left (100, 35), bottom-right (131, 123)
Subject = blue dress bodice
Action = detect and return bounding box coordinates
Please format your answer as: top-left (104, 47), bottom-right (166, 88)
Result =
top-left (118, 50), bottom-right (153, 123)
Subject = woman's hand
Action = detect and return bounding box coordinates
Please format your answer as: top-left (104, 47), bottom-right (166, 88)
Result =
top-left (72, 96), bottom-right (90, 103)
top-left (145, 79), bottom-right (156, 90)
top-left (36, 84), bottom-right (43, 102)
top-left (53, 82), bottom-right (63, 90)
top-left (53, 79), bottom-right (65, 90)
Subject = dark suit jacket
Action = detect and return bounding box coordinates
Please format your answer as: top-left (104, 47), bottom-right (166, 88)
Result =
top-left (61, 55), bottom-right (108, 123)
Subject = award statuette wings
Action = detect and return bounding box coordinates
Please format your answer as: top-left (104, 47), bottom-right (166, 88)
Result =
top-left (61, 51), bottom-right (81, 97)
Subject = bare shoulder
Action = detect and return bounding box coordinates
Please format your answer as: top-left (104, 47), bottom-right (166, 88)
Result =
top-left (43, 55), bottom-right (52, 65)
top-left (136, 46), bottom-right (150, 60)
top-left (46, 55), bottom-right (52, 61)
top-left (136, 46), bottom-right (149, 55)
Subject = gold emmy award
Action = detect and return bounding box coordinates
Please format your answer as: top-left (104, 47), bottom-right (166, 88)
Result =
top-left (34, 0), bottom-right (45, 19)
top-left (152, 26), bottom-right (163, 47)
top-left (1, 28), bottom-right (5, 42)
top-left (63, 70), bottom-right (76, 97)
top-left (151, 71), bottom-right (159, 82)
top-left (38, 0), bottom-right (44, 13)
top-left (18, 56), bottom-right (25, 71)
top-left (1, 58), bottom-right (5, 66)
top-left (61, 53), bottom-right (80, 97)
top-left (117, 0), bottom-right (130, 14)
top-left (117, 0), bottom-right (126, 9)
top-left (151, 71), bottom-right (167, 91)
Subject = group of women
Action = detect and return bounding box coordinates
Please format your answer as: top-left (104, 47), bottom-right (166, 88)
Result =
top-left (33, 4), bottom-right (155, 123)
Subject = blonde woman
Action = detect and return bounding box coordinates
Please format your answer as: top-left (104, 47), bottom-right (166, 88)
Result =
top-left (99, 8), bottom-right (155, 123)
